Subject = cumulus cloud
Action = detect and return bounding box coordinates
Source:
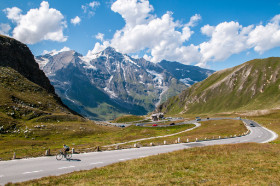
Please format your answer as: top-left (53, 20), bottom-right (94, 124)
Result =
top-left (111, 0), bottom-right (154, 28)
top-left (198, 21), bottom-right (253, 67)
top-left (71, 16), bottom-right (81, 25)
top-left (247, 15), bottom-right (280, 54)
top-left (197, 14), bottom-right (280, 67)
top-left (82, 1), bottom-right (100, 17)
top-left (42, 46), bottom-right (71, 55)
top-left (4, 1), bottom-right (67, 44)
top-left (88, 0), bottom-right (201, 65)
top-left (89, 1), bottom-right (100, 8)
top-left (86, 0), bottom-right (280, 67)
top-left (4, 7), bottom-right (22, 22)
top-left (0, 23), bottom-right (11, 35)
top-left (85, 41), bottom-right (110, 59)
top-left (95, 33), bottom-right (104, 41)
top-left (186, 14), bottom-right (201, 27)
top-left (201, 24), bottom-right (215, 37)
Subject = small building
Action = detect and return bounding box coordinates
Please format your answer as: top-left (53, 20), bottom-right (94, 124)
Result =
top-left (151, 113), bottom-right (164, 121)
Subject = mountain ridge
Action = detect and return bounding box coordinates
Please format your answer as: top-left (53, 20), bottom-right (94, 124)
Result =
top-left (157, 57), bottom-right (280, 115)
top-left (36, 47), bottom-right (214, 120)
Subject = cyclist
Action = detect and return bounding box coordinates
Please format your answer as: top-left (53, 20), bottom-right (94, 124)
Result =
top-left (63, 144), bottom-right (70, 157)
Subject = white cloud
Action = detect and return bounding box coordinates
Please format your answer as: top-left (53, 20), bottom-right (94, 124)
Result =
top-left (143, 54), bottom-right (152, 61)
top-left (197, 15), bottom-right (280, 67)
top-left (86, 0), bottom-right (280, 67)
top-left (89, 0), bottom-right (200, 65)
top-left (4, 1), bottom-right (67, 44)
top-left (0, 23), bottom-right (11, 35)
top-left (247, 14), bottom-right (280, 54)
top-left (3, 7), bottom-right (22, 22)
top-left (198, 21), bottom-right (253, 67)
top-left (201, 24), bottom-right (215, 37)
top-left (95, 32), bottom-right (104, 41)
top-left (89, 1), bottom-right (100, 8)
top-left (131, 54), bottom-right (140, 59)
top-left (42, 46), bottom-right (71, 55)
top-left (71, 16), bottom-right (81, 25)
top-left (82, 1), bottom-right (100, 17)
top-left (85, 41), bottom-right (110, 59)
top-left (111, 0), bottom-right (154, 28)
top-left (186, 14), bottom-right (201, 27)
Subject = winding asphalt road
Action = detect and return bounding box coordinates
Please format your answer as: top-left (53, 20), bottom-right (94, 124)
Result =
top-left (0, 118), bottom-right (277, 185)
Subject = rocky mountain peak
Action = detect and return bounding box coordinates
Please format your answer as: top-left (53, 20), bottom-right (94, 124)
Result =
top-left (35, 47), bottom-right (213, 120)
top-left (102, 46), bottom-right (117, 54)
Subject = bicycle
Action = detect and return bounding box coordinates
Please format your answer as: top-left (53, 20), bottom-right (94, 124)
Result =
top-left (56, 150), bottom-right (72, 160)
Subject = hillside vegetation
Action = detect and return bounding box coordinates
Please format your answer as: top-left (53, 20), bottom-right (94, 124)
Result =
top-left (158, 57), bottom-right (280, 115)
top-left (19, 143), bottom-right (280, 185)
top-left (0, 67), bottom-right (77, 133)
top-left (112, 115), bottom-right (145, 123)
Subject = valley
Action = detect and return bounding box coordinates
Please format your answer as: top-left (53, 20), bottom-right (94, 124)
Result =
top-left (1, 33), bottom-right (280, 185)
top-left (0, 117), bottom-right (277, 185)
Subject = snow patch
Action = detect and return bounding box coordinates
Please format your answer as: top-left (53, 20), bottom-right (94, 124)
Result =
top-left (79, 52), bottom-right (102, 63)
top-left (124, 55), bottom-right (141, 68)
top-left (36, 57), bottom-right (49, 69)
top-left (104, 87), bottom-right (117, 98)
top-left (180, 78), bottom-right (195, 86)
top-left (147, 70), bottom-right (164, 86)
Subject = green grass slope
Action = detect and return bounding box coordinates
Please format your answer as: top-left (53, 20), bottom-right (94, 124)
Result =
top-left (19, 143), bottom-right (280, 185)
top-left (0, 67), bottom-right (77, 133)
top-left (158, 57), bottom-right (280, 115)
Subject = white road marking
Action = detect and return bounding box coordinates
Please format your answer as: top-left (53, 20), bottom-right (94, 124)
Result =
top-left (22, 172), bottom-right (32, 174)
top-left (58, 166), bottom-right (75, 170)
top-left (32, 170), bottom-right (43, 173)
top-left (119, 158), bottom-right (131, 161)
top-left (90, 162), bottom-right (103, 165)
top-left (22, 170), bottom-right (43, 174)
top-left (139, 156), bottom-right (147, 158)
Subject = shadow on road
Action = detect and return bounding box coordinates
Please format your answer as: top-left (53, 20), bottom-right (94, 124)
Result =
top-left (66, 159), bottom-right (81, 162)
top-left (184, 143), bottom-right (205, 148)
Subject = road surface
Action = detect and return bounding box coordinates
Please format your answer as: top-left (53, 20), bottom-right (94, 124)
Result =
top-left (0, 118), bottom-right (277, 185)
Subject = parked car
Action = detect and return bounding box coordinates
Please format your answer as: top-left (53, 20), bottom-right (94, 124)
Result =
top-left (170, 123), bottom-right (175, 125)
top-left (250, 123), bottom-right (255, 127)
top-left (195, 117), bottom-right (201, 121)
top-left (152, 124), bottom-right (158, 127)
top-left (119, 125), bottom-right (125, 128)
top-left (207, 117), bottom-right (210, 119)
top-left (136, 124), bottom-right (141, 126)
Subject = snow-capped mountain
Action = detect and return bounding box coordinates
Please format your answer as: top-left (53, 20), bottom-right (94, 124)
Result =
top-left (36, 47), bottom-right (213, 120)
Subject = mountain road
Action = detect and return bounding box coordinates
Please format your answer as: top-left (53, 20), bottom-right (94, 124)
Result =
top-left (0, 118), bottom-right (277, 185)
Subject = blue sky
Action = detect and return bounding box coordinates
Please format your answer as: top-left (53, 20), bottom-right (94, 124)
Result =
top-left (1, 0), bottom-right (280, 70)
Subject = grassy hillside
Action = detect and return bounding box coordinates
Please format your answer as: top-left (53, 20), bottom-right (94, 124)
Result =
top-left (16, 110), bottom-right (280, 185)
top-left (112, 115), bottom-right (145, 123)
top-left (158, 57), bottom-right (280, 115)
top-left (0, 67), bottom-right (77, 133)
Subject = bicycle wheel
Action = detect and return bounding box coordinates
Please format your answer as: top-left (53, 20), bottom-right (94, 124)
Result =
top-left (56, 153), bottom-right (63, 160)
top-left (66, 153), bottom-right (72, 160)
